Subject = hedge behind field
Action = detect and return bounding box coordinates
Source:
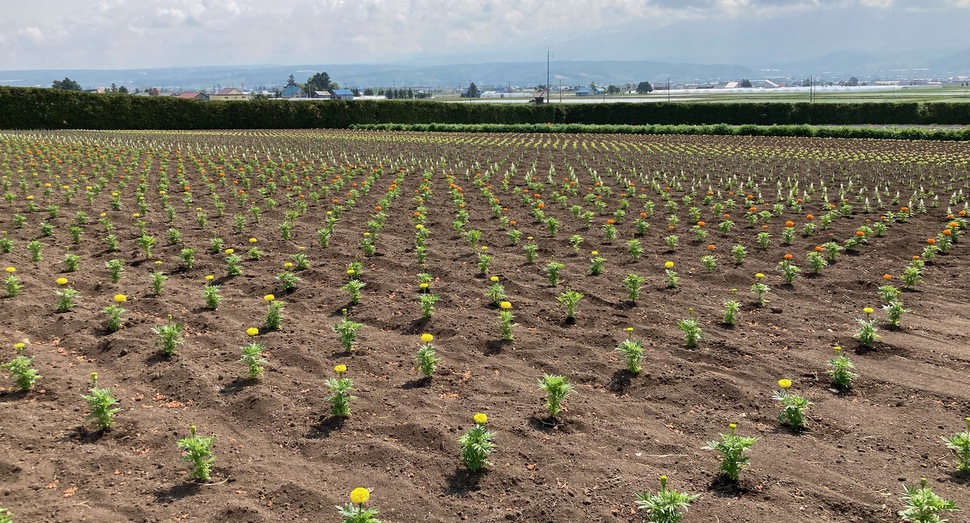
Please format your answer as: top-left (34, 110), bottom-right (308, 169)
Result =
top-left (1, 87), bottom-right (969, 130)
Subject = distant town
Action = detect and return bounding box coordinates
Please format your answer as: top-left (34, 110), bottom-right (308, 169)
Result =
top-left (43, 69), bottom-right (970, 105)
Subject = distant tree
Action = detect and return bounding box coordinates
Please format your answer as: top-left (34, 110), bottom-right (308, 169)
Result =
top-left (251, 92), bottom-right (271, 100)
top-left (109, 83), bottom-right (118, 93)
top-left (330, 81), bottom-right (340, 90)
top-left (286, 75), bottom-right (297, 87)
top-left (848, 76), bottom-right (859, 87)
top-left (363, 88), bottom-right (374, 96)
top-left (462, 82), bottom-right (480, 98)
top-left (407, 88), bottom-right (414, 99)
top-left (739, 79), bottom-right (753, 88)
top-left (306, 72), bottom-right (332, 92)
top-left (117, 86), bottom-right (129, 94)
top-left (607, 84), bottom-right (622, 95)
top-left (351, 87), bottom-right (361, 96)
top-left (636, 81), bottom-right (653, 94)
top-left (801, 78), bottom-right (812, 87)
top-left (51, 77), bottom-right (82, 91)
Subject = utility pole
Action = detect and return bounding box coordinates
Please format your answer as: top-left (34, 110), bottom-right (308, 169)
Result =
top-left (546, 46), bottom-right (551, 104)
top-left (667, 78), bottom-right (670, 103)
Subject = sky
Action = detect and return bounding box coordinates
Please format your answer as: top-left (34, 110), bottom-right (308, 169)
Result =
top-left (0, 0), bottom-right (968, 70)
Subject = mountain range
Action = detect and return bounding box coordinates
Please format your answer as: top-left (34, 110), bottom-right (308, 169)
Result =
top-left (0, 49), bottom-right (966, 92)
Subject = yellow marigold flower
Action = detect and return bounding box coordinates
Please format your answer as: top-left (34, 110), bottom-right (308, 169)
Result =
top-left (473, 413), bottom-right (488, 424)
top-left (246, 327), bottom-right (259, 337)
top-left (526, 236), bottom-right (533, 241)
top-left (347, 269), bottom-right (356, 275)
top-left (349, 487), bottom-right (370, 505)
top-left (755, 273), bottom-right (765, 279)
top-left (499, 301), bottom-right (512, 309)
top-left (284, 262), bottom-right (293, 268)
top-left (415, 224), bottom-right (424, 230)
top-left (863, 307), bottom-right (874, 315)
top-left (778, 378), bottom-right (792, 389)
top-left (25, 195), bottom-right (33, 200)
top-left (363, 232), bottom-right (370, 237)
top-left (5, 266), bottom-right (15, 273)
top-left (591, 251), bottom-right (598, 256)
top-left (225, 248), bottom-right (234, 254)
top-left (56, 277), bottom-right (68, 285)
top-left (729, 423), bottom-right (737, 431)
top-left (334, 364), bottom-right (347, 374)
top-left (489, 276), bottom-right (499, 282)
top-left (625, 327), bottom-right (633, 334)
top-left (114, 294), bottom-right (127, 303)
top-left (419, 282), bottom-right (429, 289)
top-left (205, 274), bottom-right (214, 282)
top-left (99, 212), bottom-right (106, 217)
top-left (420, 333), bottom-right (433, 343)
top-left (664, 261), bottom-right (674, 269)
top-left (481, 246), bottom-right (488, 251)
top-left (249, 237), bottom-right (257, 243)
top-left (13, 342), bottom-right (25, 350)
top-left (263, 294), bottom-right (275, 302)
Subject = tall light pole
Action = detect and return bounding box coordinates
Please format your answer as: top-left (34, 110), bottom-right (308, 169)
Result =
top-left (546, 46), bottom-right (551, 104)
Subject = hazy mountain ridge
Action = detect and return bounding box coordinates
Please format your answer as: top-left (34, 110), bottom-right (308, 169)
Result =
top-left (0, 50), bottom-right (965, 92)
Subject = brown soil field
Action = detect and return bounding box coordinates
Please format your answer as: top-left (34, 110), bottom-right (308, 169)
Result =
top-left (0, 129), bottom-right (969, 522)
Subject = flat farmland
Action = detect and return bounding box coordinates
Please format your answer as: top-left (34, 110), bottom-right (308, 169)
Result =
top-left (0, 129), bottom-right (969, 522)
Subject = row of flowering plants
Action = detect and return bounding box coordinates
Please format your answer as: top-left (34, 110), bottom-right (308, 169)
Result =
top-left (0, 128), bottom-right (968, 521)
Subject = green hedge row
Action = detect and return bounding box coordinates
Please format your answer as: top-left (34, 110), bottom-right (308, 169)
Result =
top-left (1, 86), bottom-right (968, 130)
top-left (354, 122), bottom-right (970, 141)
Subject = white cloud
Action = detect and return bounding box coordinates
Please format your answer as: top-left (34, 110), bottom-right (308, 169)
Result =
top-left (0, 0), bottom-right (967, 69)
top-left (18, 27), bottom-right (46, 43)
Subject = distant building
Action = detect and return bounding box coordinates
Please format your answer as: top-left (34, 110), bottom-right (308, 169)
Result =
top-left (176, 92), bottom-right (209, 101)
top-left (210, 87), bottom-right (248, 101)
top-left (312, 90), bottom-right (333, 99)
top-left (280, 85), bottom-right (307, 98)
top-left (575, 87), bottom-right (604, 97)
top-left (331, 89), bottom-right (354, 100)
